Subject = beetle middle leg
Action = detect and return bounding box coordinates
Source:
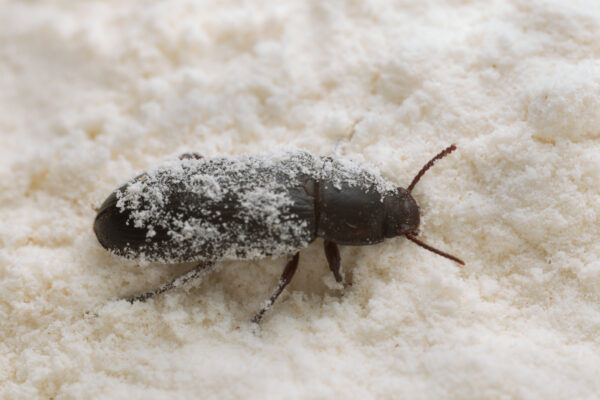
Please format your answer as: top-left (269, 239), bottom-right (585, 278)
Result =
top-left (127, 260), bottom-right (215, 303)
top-left (324, 240), bottom-right (345, 285)
top-left (251, 252), bottom-right (300, 324)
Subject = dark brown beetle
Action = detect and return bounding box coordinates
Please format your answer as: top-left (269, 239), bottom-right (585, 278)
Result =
top-left (94, 145), bottom-right (463, 323)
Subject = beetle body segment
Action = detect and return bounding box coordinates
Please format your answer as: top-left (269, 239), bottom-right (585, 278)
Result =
top-left (317, 180), bottom-right (386, 245)
top-left (94, 150), bottom-right (404, 263)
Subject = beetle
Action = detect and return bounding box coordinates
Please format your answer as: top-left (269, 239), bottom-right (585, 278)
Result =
top-left (94, 145), bottom-right (463, 323)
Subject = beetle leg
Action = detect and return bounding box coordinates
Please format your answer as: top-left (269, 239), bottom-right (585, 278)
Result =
top-left (251, 252), bottom-right (300, 324)
top-left (324, 240), bottom-right (344, 285)
top-left (126, 260), bottom-right (215, 303)
top-left (179, 152), bottom-right (204, 160)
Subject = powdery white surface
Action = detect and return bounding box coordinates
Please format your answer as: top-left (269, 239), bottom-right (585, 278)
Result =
top-left (1, 0), bottom-right (600, 399)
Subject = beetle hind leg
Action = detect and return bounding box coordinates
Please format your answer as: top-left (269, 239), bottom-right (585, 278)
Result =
top-left (251, 252), bottom-right (300, 324)
top-left (126, 260), bottom-right (215, 303)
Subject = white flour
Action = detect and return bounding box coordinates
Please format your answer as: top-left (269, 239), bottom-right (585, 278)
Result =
top-left (2, 1), bottom-right (600, 399)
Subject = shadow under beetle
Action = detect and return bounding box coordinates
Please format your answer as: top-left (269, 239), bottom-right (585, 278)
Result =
top-left (94, 145), bottom-right (464, 323)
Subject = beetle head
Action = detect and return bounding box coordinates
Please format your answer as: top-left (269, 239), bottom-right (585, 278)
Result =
top-left (383, 188), bottom-right (420, 238)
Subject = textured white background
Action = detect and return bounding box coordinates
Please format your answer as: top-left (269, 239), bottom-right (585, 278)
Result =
top-left (2, 1), bottom-right (600, 399)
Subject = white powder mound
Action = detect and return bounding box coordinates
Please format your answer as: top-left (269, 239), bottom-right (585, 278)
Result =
top-left (2, 1), bottom-right (600, 399)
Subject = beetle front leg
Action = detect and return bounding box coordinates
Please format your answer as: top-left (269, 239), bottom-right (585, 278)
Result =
top-left (127, 260), bottom-right (215, 303)
top-left (251, 252), bottom-right (300, 324)
top-left (324, 240), bottom-right (345, 285)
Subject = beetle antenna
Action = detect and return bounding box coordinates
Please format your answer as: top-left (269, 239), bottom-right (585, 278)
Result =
top-left (407, 144), bottom-right (457, 192)
top-left (405, 233), bottom-right (465, 265)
